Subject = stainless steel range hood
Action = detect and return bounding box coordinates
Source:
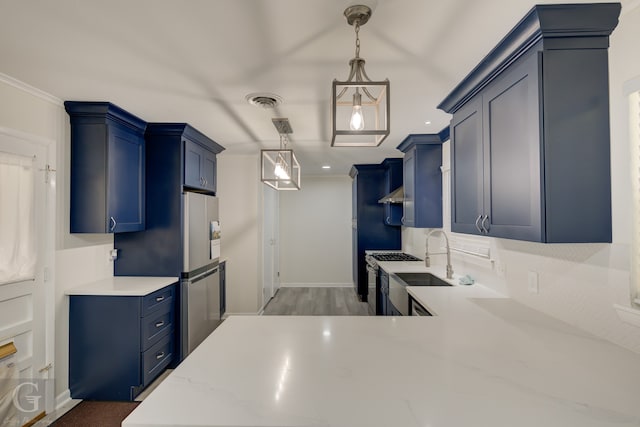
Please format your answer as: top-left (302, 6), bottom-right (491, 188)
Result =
top-left (378, 187), bottom-right (404, 204)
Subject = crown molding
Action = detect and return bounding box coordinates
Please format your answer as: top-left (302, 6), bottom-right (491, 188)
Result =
top-left (0, 72), bottom-right (62, 106)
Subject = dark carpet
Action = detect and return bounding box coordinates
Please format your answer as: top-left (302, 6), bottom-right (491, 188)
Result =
top-left (50, 401), bottom-right (140, 426)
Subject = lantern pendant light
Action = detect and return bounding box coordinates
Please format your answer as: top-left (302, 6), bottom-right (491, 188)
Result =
top-left (261, 118), bottom-right (301, 190)
top-left (331, 5), bottom-right (390, 147)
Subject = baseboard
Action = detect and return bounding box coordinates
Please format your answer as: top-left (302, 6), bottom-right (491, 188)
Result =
top-left (39, 390), bottom-right (81, 425)
top-left (55, 390), bottom-right (73, 411)
top-left (281, 283), bottom-right (352, 288)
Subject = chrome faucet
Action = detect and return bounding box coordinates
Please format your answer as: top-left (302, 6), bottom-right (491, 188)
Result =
top-left (425, 229), bottom-right (454, 279)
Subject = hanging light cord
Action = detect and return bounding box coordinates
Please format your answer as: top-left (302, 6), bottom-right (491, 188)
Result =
top-left (354, 20), bottom-right (361, 59)
top-left (279, 133), bottom-right (289, 150)
top-left (336, 17), bottom-right (378, 102)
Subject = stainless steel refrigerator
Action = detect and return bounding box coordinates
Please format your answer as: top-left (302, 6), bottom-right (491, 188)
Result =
top-left (181, 192), bottom-right (222, 356)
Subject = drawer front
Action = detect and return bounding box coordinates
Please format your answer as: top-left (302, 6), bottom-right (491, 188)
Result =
top-left (142, 285), bottom-right (175, 317)
top-left (141, 306), bottom-right (175, 351)
top-left (142, 334), bottom-right (174, 387)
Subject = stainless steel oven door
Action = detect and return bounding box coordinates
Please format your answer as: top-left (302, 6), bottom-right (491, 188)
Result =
top-left (389, 275), bottom-right (409, 316)
top-left (366, 264), bottom-right (377, 315)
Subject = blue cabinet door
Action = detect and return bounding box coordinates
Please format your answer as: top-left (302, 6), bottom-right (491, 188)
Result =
top-left (107, 125), bottom-right (145, 232)
top-left (184, 139), bottom-right (204, 189)
top-left (397, 135), bottom-right (443, 228)
top-left (203, 150), bottom-right (217, 192)
top-left (482, 52), bottom-right (542, 241)
top-left (451, 97), bottom-right (484, 235)
top-left (402, 149), bottom-right (416, 227)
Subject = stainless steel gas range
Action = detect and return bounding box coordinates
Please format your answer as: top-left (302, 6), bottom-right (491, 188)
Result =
top-left (365, 252), bottom-right (421, 315)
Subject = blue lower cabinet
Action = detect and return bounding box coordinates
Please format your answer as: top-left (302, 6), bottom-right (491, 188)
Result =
top-left (69, 284), bottom-right (176, 401)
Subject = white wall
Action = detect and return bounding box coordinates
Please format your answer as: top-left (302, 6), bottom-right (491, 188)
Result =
top-left (0, 75), bottom-right (115, 406)
top-left (403, 4), bottom-right (640, 355)
top-left (279, 175), bottom-right (352, 287)
top-left (217, 153), bottom-right (263, 314)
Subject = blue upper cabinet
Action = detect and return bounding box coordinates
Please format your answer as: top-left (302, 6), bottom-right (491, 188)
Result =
top-left (146, 123), bottom-right (224, 195)
top-left (153, 124), bottom-right (224, 194)
top-left (65, 101), bottom-right (146, 233)
top-left (396, 134), bottom-right (443, 228)
top-left (184, 138), bottom-right (218, 193)
top-left (439, 3), bottom-right (620, 243)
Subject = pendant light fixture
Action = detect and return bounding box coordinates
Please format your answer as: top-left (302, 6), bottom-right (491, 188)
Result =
top-left (261, 118), bottom-right (301, 190)
top-left (331, 5), bottom-right (390, 147)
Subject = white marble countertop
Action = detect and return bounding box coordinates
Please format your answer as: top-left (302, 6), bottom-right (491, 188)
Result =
top-left (124, 274), bottom-right (640, 426)
top-left (65, 276), bottom-right (179, 296)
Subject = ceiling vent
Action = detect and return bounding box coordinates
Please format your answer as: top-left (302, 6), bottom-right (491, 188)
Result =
top-left (246, 93), bottom-right (283, 109)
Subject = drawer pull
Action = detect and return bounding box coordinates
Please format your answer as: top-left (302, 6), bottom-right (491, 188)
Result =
top-left (155, 321), bottom-right (165, 328)
top-left (156, 352), bottom-right (165, 360)
top-left (155, 296), bottom-right (165, 302)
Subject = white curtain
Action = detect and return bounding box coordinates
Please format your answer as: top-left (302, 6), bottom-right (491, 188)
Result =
top-left (0, 152), bottom-right (36, 285)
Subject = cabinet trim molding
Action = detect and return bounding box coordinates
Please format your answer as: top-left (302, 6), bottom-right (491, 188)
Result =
top-left (437, 3), bottom-right (621, 114)
top-left (146, 123), bottom-right (225, 154)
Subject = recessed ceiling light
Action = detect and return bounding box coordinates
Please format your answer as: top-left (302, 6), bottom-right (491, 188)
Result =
top-left (425, 120), bottom-right (432, 125)
top-left (322, 165), bottom-right (331, 169)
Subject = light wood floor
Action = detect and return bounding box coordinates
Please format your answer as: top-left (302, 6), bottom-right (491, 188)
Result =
top-left (262, 287), bottom-right (371, 316)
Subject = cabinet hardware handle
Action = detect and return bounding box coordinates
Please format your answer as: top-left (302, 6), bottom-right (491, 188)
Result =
top-left (155, 321), bottom-right (165, 328)
top-left (156, 352), bottom-right (165, 360)
top-left (155, 296), bottom-right (165, 302)
top-left (110, 216), bottom-right (117, 231)
top-left (482, 215), bottom-right (490, 233)
top-left (475, 215), bottom-right (482, 233)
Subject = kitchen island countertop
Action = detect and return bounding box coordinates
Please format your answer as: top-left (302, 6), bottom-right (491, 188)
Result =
top-left (65, 276), bottom-right (179, 296)
top-left (123, 274), bottom-right (640, 427)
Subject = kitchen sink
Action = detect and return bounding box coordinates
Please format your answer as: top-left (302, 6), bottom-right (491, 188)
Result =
top-left (394, 272), bottom-right (452, 287)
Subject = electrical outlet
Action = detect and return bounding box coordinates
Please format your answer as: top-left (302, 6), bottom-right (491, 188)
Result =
top-left (528, 271), bottom-right (539, 294)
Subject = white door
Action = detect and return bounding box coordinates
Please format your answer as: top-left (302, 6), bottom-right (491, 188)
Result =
top-left (262, 187), bottom-right (279, 307)
top-left (0, 127), bottom-right (55, 423)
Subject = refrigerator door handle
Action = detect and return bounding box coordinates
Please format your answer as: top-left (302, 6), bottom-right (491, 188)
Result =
top-left (189, 267), bottom-right (218, 283)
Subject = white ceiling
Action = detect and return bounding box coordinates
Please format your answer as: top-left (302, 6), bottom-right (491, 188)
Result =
top-left (0, 0), bottom-right (621, 176)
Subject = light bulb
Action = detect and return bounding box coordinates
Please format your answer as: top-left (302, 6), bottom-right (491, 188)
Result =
top-left (274, 158), bottom-right (290, 180)
top-left (350, 105), bottom-right (364, 131)
top-left (349, 90), bottom-right (365, 131)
